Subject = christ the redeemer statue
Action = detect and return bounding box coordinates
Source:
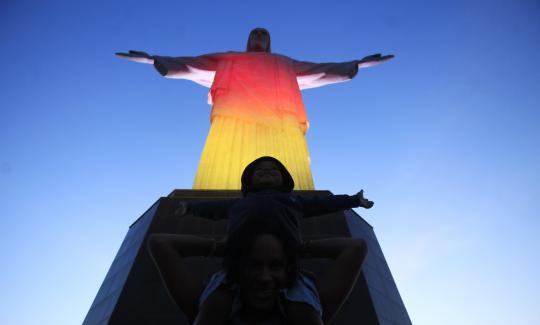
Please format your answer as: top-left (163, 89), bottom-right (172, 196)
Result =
top-left (117, 28), bottom-right (392, 190)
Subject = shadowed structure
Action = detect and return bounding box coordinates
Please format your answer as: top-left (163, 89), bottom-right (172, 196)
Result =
top-left (83, 190), bottom-right (411, 324)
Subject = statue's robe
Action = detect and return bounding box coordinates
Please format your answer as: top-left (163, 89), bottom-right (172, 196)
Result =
top-left (153, 52), bottom-right (359, 190)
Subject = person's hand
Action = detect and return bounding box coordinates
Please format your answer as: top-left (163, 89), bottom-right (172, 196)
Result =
top-left (357, 53), bottom-right (394, 69)
top-left (115, 50), bottom-right (154, 64)
top-left (357, 190), bottom-right (374, 209)
top-left (174, 202), bottom-right (188, 217)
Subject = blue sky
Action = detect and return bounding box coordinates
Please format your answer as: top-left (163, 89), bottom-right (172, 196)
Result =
top-left (1, 0), bottom-right (539, 324)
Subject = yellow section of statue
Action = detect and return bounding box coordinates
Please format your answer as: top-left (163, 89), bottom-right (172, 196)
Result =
top-left (193, 115), bottom-right (314, 190)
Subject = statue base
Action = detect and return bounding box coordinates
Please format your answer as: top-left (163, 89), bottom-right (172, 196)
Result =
top-left (83, 189), bottom-right (411, 324)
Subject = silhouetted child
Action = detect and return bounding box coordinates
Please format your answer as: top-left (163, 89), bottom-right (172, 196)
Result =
top-left (175, 156), bottom-right (373, 245)
top-left (172, 156), bottom-right (374, 323)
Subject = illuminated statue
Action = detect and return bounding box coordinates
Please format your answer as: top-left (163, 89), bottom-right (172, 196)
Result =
top-left (117, 28), bottom-right (393, 190)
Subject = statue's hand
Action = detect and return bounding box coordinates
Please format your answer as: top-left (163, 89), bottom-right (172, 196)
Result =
top-left (356, 190), bottom-right (374, 209)
top-left (357, 53), bottom-right (394, 69)
top-left (115, 50), bottom-right (154, 64)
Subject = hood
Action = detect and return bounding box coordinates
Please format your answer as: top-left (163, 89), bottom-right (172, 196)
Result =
top-left (241, 156), bottom-right (294, 196)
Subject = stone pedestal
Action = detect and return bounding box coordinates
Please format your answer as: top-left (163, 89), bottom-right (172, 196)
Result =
top-left (83, 190), bottom-right (411, 324)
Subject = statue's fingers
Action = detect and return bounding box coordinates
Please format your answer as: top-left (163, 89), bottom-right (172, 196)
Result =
top-left (380, 54), bottom-right (394, 61)
top-left (359, 55), bottom-right (373, 62)
top-left (363, 54), bottom-right (384, 62)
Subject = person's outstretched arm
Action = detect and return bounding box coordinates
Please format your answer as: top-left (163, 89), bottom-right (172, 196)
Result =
top-left (297, 190), bottom-right (374, 218)
top-left (300, 238), bottom-right (368, 324)
top-left (147, 234), bottom-right (225, 322)
top-left (173, 199), bottom-right (236, 220)
top-left (116, 50), bottom-right (222, 87)
top-left (293, 53), bottom-right (394, 90)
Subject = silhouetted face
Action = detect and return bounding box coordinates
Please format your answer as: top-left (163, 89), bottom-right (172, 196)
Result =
top-left (247, 28), bottom-right (270, 52)
top-left (251, 161), bottom-right (283, 189)
top-left (240, 234), bottom-right (288, 311)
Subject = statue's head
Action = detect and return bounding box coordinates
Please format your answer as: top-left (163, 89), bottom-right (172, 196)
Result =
top-left (246, 28), bottom-right (271, 53)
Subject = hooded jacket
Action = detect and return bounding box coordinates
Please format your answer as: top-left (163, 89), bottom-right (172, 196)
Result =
top-left (185, 157), bottom-right (361, 244)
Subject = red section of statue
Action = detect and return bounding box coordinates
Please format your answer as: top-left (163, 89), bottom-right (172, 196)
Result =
top-left (210, 52), bottom-right (306, 128)
top-left (153, 51), bottom-right (361, 132)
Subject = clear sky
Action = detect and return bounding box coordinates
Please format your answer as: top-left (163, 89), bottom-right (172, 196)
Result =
top-left (1, 0), bottom-right (539, 324)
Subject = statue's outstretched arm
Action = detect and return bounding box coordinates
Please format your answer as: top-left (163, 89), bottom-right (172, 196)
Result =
top-left (293, 53), bottom-right (394, 90)
top-left (357, 53), bottom-right (394, 69)
top-left (116, 50), bottom-right (222, 88)
top-left (116, 50), bottom-right (154, 64)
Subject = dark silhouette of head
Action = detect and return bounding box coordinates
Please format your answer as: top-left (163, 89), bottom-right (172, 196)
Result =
top-left (246, 28), bottom-right (271, 53)
top-left (241, 156), bottom-right (294, 196)
top-left (223, 217), bottom-right (299, 311)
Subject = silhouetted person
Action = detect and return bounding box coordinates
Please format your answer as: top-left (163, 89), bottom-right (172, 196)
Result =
top-left (148, 217), bottom-right (368, 324)
top-left (175, 156), bottom-right (374, 245)
top-left (166, 156), bottom-right (373, 323)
